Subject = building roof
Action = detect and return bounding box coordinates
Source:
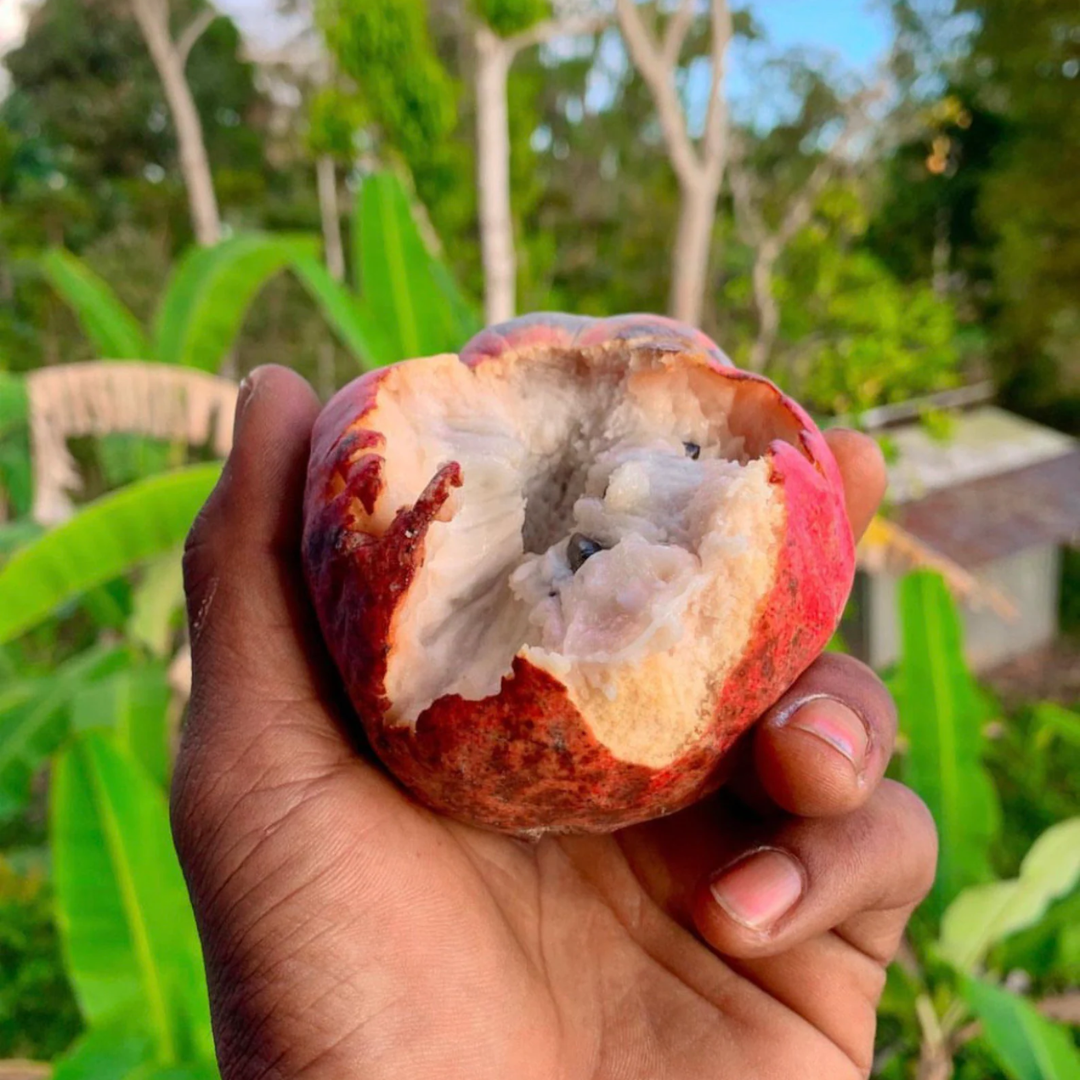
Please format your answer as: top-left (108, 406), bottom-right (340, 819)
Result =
top-left (892, 445), bottom-right (1080, 568)
top-left (885, 405), bottom-right (1076, 504)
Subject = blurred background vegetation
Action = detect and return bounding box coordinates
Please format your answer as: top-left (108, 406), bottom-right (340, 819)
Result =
top-left (0, 1), bottom-right (1077, 1078)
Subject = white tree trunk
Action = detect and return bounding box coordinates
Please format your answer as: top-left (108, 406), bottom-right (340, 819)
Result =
top-left (129, 0), bottom-right (221, 247)
top-left (932, 205), bottom-right (952, 300)
top-left (316, 154), bottom-right (346, 281)
top-left (475, 27), bottom-right (516, 326)
top-left (747, 241), bottom-right (781, 372)
top-left (669, 179), bottom-right (721, 325)
top-left (315, 154), bottom-right (344, 398)
top-left (615, 0), bottom-right (732, 327)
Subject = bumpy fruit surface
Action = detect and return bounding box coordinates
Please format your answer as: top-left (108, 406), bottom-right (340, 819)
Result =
top-left (302, 313), bottom-right (855, 834)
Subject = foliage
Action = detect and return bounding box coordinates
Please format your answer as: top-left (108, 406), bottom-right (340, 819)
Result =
top-left (38, 250), bottom-right (152, 360)
top-left (0, 0), bottom-right (336, 385)
top-left (957, 0), bottom-right (1080, 432)
top-left (776, 245), bottom-right (961, 415)
top-left (892, 571), bottom-right (1000, 921)
top-left (307, 86), bottom-right (369, 159)
top-left (0, 859), bottom-right (82, 1058)
top-left (472, 0), bottom-right (551, 37)
top-left (51, 731), bottom-right (213, 1065)
top-left (728, 179), bottom-right (964, 414)
top-left (939, 818), bottom-right (1080, 971)
top-left (3, 0), bottom-right (261, 182)
top-left (295, 172), bottom-right (481, 367)
top-left (0, 372), bottom-right (32, 519)
top-left (962, 978), bottom-right (1080, 1080)
top-left (41, 233), bottom-right (319, 372)
top-left (0, 464), bottom-right (220, 645)
top-left (317, 0), bottom-right (456, 164)
top-left (0, 644), bottom-right (132, 820)
top-left (874, 573), bottom-right (1080, 1078)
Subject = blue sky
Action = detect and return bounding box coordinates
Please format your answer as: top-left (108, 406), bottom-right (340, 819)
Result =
top-left (741, 0), bottom-right (892, 68)
top-left (727, 0), bottom-right (894, 124)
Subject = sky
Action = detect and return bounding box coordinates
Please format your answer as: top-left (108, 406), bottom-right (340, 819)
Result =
top-left (745, 0), bottom-right (891, 68)
top-left (727, 0), bottom-right (893, 125)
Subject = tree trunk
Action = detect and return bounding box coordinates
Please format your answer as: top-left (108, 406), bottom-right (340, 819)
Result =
top-left (932, 205), bottom-right (952, 300)
top-left (475, 27), bottom-right (516, 325)
top-left (129, 0), bottom-right (221, 247)
top-left (669, 179), bottom-right (720, 326)
top-left (316, 155), bottom-right (346, 281)
top-left (315, 154), bottom-right (344, 399)
top-left (748, 241), bottom-right (781, 373)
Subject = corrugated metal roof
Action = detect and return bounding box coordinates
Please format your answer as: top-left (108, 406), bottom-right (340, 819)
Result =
top-left (894, 448), bottom-right (1080, 567)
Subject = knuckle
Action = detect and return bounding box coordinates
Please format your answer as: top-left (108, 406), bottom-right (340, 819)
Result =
top-left (879, 781), bottom-right (939, 902)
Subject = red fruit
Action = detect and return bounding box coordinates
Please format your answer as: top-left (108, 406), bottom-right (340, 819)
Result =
top-left (302, 313), bottom-right (854, 834)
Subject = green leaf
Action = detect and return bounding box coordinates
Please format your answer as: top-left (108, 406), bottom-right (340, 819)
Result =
top-left (0, 518), bottom-right (42, 560)
top-left (129, 549), bottom-right (185, 658)
top-left (0, 433), bottom-right (34, 520)
top-left (1034, 703), bottom-right (1080, 752)
top-left (51, 732), bottom-right (213, 1062)
top-left (0, 463), bottom-right (221, 645)
top-left (154, 233), bottom-right (319, 371)
top-left (963, 978), bottom-right (1080, 1080)
top-left (51, 1013), bottom-right (156, 1080)
top-left (71, 666), bottom-right (171, 789)
top-left (940, 818), bottom-right (1080, 971)
top-left (98, 433), bottom-right (177, 488)
top-left (290, 252), bottom-right (395, 368)
top-left (39, 249), bottom-right (152, 360)
top-left (356, 173), bottom-right (474, 361)
top-left (78, 578), bottom-right (133, 632)
top-left (0, 371), bottom-right (28, 440)
top-left (128, 1063), bottom-right (220, 1080)
top-left (0, 644), bottom-right (130, 819)
top-left (430, 254), bottom-right (482, 344)
top-left (894, 571), bottom-right (1000, 922)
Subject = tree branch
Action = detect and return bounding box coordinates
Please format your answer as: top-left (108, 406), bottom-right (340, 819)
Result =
top-left (730, 77), bottom-right (888, 372)
top-left (772, 81), bottom-right (886, 248)
top-left (176, 8), bottom-right (218, 69)
top-left (727, 141), bottom-right (766, 246)
top-left (661, 0), bottom-right (696, 67)
top-left (701, 0), bottom-right (734, 174)
top-left (506, 12), bottom-right (612, 56)
top-left (615, 0), bottom-right (700, 186)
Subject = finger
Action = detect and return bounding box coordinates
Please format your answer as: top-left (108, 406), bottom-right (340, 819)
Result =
top-left (693, 780), bottom-right (938, 962)
top-left (825, 428), bottom-right (887, 541)
top-left (182, 364), bottom-right (327, 729)
top-left (175, 367), bottom-right (368, 862)
top-left (749, 653), bottom-right (898, 818)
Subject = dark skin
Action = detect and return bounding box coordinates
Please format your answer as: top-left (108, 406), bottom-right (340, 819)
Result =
top-left (173, 366), bottom-right (938, 1080)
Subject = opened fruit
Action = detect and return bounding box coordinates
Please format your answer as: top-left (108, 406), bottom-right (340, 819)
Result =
top-left (302, 313), bottom-right (855, 834)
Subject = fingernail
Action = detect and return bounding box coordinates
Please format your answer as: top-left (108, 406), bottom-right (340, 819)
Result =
top-left (235, 371), bottom-right (259, 421)
top-left (789, 698), bottom-right (869, 770)
top-left (710, 848), bottom-right (804, 932)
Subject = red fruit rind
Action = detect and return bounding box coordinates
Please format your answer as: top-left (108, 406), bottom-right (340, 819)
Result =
top-left (303, 317), bottom-right (854, 834)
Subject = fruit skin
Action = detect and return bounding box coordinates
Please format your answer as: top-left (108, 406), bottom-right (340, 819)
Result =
top-left (302, 314), bottom-right (855, 834)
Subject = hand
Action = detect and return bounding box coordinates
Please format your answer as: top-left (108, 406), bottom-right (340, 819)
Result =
top-left (173, 365), bottom-right (937, 1080)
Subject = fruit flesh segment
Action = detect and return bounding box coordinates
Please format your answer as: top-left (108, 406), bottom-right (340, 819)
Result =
top-left (357, 344), bottom-right (789, 768)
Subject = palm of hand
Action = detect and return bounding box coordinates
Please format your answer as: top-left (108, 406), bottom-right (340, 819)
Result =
top-left (173, 367), bottom-right (935, 1080)
top-left (178, 689), bottom-right (910, 1080)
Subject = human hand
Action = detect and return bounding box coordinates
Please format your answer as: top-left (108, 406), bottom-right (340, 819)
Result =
top-left (173, 365), bottom-right (937, 1080)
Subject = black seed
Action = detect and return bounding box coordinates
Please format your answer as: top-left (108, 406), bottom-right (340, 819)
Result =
top-left (683, 441), bottom-right (701, 460)
top-left (567, 533), bottom-right (605, 572)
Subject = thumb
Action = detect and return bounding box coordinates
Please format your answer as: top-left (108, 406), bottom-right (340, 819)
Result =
top-left (173, 365), bottom-right (357, 875)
